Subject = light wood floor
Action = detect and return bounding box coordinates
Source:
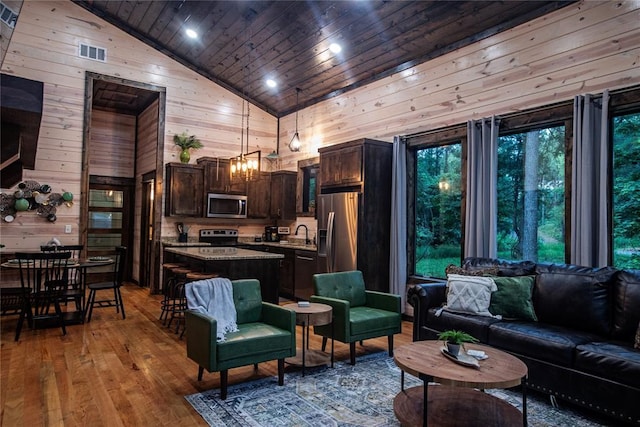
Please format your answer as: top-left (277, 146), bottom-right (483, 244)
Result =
top-left (0, 284), bottom-right (415, 426)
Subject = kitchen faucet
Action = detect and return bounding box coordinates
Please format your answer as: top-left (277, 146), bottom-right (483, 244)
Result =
top-left (295, 224), bottom-right (311, 245)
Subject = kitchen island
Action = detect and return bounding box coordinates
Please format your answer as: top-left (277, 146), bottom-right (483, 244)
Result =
top-left (163, 246), bottom-right (284, 303)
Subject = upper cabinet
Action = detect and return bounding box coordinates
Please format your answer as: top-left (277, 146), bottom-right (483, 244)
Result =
top-left (247, 171), bottom-right (271, 218)
top-left (318, 138), bottom-right (390, 193)
top-left (270, 171), bottom-right (297, 221)
top-left (165, 163), bottom-right (204, 217)
top-left (319, 145), bottom-right (363, 188)
top-left (197, 157), bottom-right (246, 195)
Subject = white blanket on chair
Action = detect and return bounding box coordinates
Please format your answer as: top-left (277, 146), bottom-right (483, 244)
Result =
top-left (185, 277), bottom-right (238, 342)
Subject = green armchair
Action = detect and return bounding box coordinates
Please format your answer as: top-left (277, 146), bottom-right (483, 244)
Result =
top-left (185, 279), bottom-right (296, 399)
top-left (310, 270), bottom-right (401, 365)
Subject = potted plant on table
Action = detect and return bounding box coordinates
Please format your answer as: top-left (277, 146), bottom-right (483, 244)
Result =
top-left (173, 132), bottom-right (203, 164)
top-left (438, 329), bottom-right (479, 357)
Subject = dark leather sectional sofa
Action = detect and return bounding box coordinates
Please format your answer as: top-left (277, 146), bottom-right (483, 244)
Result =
top-left (407, 257), bottom-right (640, 425)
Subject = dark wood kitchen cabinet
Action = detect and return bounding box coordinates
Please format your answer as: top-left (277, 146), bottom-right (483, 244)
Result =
top-left (262, 245), bottom-right (295, 298)
top-left (319, 144), bottom-right (363, 188)
top-left (247, 171), bottom-right (271, 218)
top-left (165, 162), bottom-right (204, 217)
top-left (197, 157), bottom-right (246, 194)
top-left (270, 171), bottom-right (297, 220)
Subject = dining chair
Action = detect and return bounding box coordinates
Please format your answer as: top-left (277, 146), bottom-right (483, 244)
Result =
top-left (41, 245), bottom-right (84, 309)
top-left (15, 251), bottom-right (71, 340)
top-left (86, 246), bottom-right (127, 322)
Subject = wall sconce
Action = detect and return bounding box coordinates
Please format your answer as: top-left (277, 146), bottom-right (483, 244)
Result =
top-left (289, 88), bottom-right (302, 152)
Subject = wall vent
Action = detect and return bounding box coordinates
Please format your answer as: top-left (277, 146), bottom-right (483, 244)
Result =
top-left (0, 1), bottom-right (18, 28)
top-left (78, 43), bottom-right (106, 62)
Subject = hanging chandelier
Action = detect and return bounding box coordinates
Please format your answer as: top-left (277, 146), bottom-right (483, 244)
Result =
top-left (230, 99), bottom-right (260, 181)
top-left (289, 88), bottom-right (302, 152)
top-left (230, 29), bottom-right (260, 181)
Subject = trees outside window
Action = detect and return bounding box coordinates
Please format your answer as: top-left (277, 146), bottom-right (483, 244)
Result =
top-left (497, 126), bottom-right (566, 262)
top-left (414, 143), bottom-right (462, 277)
top-left (612, 111), bottom-right (640, 269)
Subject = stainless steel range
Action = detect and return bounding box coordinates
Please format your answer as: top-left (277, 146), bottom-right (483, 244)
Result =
top-left (199, 229), bottom-right (239, 246)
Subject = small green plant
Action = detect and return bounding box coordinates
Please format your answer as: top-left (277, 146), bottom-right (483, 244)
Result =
top-left (173, 132), bottom-right (203, 150)
top-left (437, 330), bottom-right (479, 345)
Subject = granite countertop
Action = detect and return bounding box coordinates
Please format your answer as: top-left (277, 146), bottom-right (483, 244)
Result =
top-left (162, 239), bottom-right (212, 247)
top-left (239, 240), bottom-right (317, 252)
top-left (164, 246), bottom-right (284, 261)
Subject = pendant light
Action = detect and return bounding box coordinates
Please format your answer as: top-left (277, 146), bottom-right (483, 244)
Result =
top-left (289, 88), bottom-right (302, 152)
top-left (230, 28), bottom-right (260, 181)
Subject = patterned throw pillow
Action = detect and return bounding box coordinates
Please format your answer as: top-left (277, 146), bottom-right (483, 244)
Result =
top-left (444, 274), bottom-right (498, 317)
top-left (445, 264), bottom-right (500, 277)
top-left (636, 321), bottom-right (640, 350)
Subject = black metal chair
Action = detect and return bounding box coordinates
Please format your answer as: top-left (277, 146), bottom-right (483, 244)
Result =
top-left (86, 246), bottom-right (127, 322)
top-left (15, 251), bottom-right (71, 340)
top-left (1, 287), bottom-right (32, 341)
top-left (41, 245), bottom-right (84, 309)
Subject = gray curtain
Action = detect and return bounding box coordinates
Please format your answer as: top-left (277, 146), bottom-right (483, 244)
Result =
top-left (390, 136), bottom-right (408, 312)
top-left (571, 90), bottom-right (610, 267)
top-left (465, 116), bottom-right (499, 258)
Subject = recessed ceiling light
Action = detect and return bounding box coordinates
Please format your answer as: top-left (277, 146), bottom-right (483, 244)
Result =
top-left (185, 28), bottom-right (198, 39)
top-left (329, 43), bottom-right (342, 54)
top-left (266, 79), bottom-right (277, 88)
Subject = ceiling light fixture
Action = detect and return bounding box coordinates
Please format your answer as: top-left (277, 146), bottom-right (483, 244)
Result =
top-left (230, 28), bottom-right (260, 181)
top-left (289, 88), bottom-right (302, 152)
top-left (185, 28), bottom-right (198, 39)
top-left (329, 43), bottom-right (342, 54)
top-left (266, 79), bottom-right (277, 88)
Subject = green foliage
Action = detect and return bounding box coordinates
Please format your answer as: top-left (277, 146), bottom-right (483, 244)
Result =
top-left (437, 330), bottom-right (479, 345)
top-left (612, 112), bottom-right (640, 269)
top-left (173, 132), bottom-right (203, 150)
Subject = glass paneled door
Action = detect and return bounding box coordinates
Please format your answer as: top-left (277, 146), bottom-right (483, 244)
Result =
top-left (87, 182), bottom-right (133, 282)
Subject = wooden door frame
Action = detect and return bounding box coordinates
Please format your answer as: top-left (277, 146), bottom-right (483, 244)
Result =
top-left (82, 72), bottom-right (166, 291)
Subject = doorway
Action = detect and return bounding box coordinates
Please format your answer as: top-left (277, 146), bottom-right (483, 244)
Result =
top-left (140, 172), bottom-right (155, 288)
top-left (82, 72), bottom-right (166, 289)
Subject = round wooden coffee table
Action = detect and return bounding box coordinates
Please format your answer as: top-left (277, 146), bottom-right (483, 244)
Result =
top-left (283, 302), bottom-right (334, 375)
top-left (393, 340), bottom-right (528, 427)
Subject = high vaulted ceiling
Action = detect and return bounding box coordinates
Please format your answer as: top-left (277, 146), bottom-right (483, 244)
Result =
top-left (74, 0), bottom-right (572, 117)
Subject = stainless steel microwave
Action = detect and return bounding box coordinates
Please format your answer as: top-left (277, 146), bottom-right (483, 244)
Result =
top-left (206, 193), bottom-right (247, 218)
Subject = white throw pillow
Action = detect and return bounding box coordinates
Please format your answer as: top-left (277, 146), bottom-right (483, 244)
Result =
top-left (444, 274), bottom-right (498, 317)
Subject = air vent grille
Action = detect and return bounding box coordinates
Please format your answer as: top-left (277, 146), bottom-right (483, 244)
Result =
top-left (0, 1), bottom-right (18, 28)
top-left (79, 43), bottom-right (106, 62)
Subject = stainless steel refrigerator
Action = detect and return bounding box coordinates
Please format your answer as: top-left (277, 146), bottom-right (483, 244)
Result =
top-left (317, 192), bottom-right (359, 273)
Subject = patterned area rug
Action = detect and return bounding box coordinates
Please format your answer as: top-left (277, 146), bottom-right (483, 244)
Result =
top-left (185, 352), bottom-right (610, 427)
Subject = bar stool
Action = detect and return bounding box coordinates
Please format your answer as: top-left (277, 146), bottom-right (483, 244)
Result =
top-left (177, 271), bottom-right (219, 339)
top-left (162, 266), bottom-right (191, 327)
top-left (160, 263), bottom-right (187, 324)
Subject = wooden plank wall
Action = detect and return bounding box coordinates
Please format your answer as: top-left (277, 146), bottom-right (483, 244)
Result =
top-left (133, 100), bottom-right (159, 284)
top-left (276, 0), bottom-right (640, 169)
top-left (89, 110), bottom-right (135, 178)
top-left (0, 0), bottom-right (638, 254)
top-left (0, 1), bottom-right (277, 250)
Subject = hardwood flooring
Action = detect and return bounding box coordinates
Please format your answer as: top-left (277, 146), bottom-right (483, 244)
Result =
top-left (0, 284), bottom-right (415, 426)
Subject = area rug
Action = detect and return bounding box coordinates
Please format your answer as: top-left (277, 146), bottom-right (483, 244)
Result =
top-left (185, 352), bottom-right (609, 427)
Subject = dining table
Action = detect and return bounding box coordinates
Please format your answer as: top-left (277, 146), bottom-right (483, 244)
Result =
top-left (1, 254), bottom-right (115, 325)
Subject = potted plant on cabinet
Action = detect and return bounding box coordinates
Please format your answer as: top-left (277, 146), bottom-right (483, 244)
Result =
top-left (173, 132), bottom-right (203, 164)
top-left (437, 329), bottom-right (479, 357)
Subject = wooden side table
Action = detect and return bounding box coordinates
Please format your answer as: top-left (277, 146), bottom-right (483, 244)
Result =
top-left (283, 302), bottom-right (334, 375)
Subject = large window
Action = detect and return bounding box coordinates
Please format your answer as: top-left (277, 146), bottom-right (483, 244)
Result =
top-left (414, 143), bottom-right (463, 277)
top-left (497, 126), bottom-right (566, 262)
top-left (612, 110), bottom-right (640, 269)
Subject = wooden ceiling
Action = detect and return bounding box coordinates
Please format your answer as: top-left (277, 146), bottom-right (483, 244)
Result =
top-left (74, 0), bottom-right (572, 117)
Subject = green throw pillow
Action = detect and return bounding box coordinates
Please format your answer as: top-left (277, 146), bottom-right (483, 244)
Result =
top-left (489, 276), bottom-right (537, 321)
